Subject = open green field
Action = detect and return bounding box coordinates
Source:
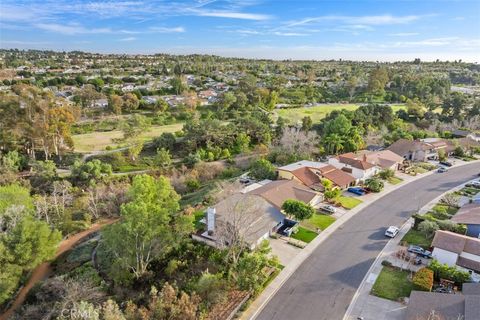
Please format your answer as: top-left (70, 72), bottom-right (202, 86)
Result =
top-left (72, 123), bottom-right (184, 153)
top-left (371, 266), bottom-right (413, 301)
top-left (275, 104), bottom-right (406, 124)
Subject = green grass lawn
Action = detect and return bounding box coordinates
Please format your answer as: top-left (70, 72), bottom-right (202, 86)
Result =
top-left (371, 266), bottom-right (413, 301)
top-left (301, 213), bottom-right (336, 231)
top-left (337, 196), bottom-right (363, 209)
top-left (275, 104), bottom-right (405, 124)
top-left (387, 176), bottom-right (403, 185)
top-left (291, 226), bottom-right (318, 243)
top-left (401, 229), bottom-right (432, 249)
top-left (72, 122), bottom-right (184, 153)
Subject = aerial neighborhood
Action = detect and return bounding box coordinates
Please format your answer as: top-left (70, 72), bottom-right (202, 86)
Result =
top-left (1, 16), bottom-right (480, 320)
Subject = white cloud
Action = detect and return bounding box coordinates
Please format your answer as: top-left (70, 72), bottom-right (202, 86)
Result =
top-left (35, 23), bottom-right (112, 35)
top-left (389, 32), bottom-right (420, 37)
top-left (273, 32), bottom-right (307, 36)
top-left (193, 10), bottom-right (271, 20)
top-left (285, 14), bottom-right (426, 28)
top-left (149, 26), bottom-right (185, 33)
top-left (118, 37), bottom-right (136, 41)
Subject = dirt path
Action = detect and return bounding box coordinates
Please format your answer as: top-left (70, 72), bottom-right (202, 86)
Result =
top-left (0, 218), bottom-right (119, 320)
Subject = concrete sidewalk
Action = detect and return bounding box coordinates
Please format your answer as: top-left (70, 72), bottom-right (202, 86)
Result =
top-left (241, 159), bottom-right (479, 320)
top-left (343, 176), bottom-right (476, 320)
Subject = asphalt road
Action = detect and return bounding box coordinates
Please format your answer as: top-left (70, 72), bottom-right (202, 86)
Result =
top-left (256, 162), bottom-right (480, 320)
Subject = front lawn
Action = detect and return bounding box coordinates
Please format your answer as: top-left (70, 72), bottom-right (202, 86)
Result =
top-left (337, 196), bottom-right (362, 209)
top-left (291, 226), bottom-right (318, 243)
top-left (371, 266), bottom-right (413, 301)
top-left (387, 176), bottom-right (403, 185)
top-left (301, 213), bottom-right (336, 231)
top-left (401, 229), bottom-right (432, 249)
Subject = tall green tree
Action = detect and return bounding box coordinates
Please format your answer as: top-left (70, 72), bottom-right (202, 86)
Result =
top-left (102, 175), bottom-right (193, 282)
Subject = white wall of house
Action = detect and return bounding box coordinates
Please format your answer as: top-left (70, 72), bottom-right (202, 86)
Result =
top-left (432, 247), bottom-right (458, 267)
top-left (328, 158), bottom-right (379, 181)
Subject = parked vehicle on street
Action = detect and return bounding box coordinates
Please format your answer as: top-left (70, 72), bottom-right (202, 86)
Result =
top-left (385, 226), bottom-right (399, 238)
top-left (321, 205), bottom-right (336, 214)
top-left (347, 187), bottom-right (366, 196)
top-left (439, 161), bottom-right (453, 167)
top-left (407, 245), bottom-right (432, 258)
top-left (437, 167), bottom-right (448, 173)
top-left (466, 181), bottom-right (480, 188)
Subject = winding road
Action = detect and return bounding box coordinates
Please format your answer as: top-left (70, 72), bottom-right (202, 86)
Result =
top-left (255, 162), bottom-right (480, 320)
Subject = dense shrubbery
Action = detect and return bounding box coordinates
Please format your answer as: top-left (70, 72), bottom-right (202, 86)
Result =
top-left (413, 268), bottom-right (434, 291)
top-left (429, 260), bottom-right (471, 284)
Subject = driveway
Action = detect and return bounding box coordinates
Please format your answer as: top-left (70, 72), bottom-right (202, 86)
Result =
top-left (269, 238), bottom-right (302, 267)
top-left (254, 162), bottom-right (480, 320)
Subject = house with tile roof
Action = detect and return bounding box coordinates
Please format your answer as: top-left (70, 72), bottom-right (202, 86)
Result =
top-left (451, 203), bottom-right (480, 238)
top-left (387, 138), bottom-right (456, 161)
top-left (405, 283), bottom-right (480, 320)
top-left (328, 152), bottom-right (380, 182)
top-left (277, 160), bottom-right (355, 190)
top-left (431, 230), bottom-right (480, 274)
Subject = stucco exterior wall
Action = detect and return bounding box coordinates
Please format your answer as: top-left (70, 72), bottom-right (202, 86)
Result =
top-left (432, 247), bottom-right (458, 267)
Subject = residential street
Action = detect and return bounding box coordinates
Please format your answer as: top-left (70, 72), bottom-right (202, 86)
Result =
top-left (255, 162), bottom-right (480, 320)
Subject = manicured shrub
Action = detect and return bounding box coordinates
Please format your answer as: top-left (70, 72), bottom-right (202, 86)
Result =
top-left (282, 199), bottom-right (315, 221)
top-left (412, 268), bottom-right (434, 291)
top-left (378, 169), bottom-right (395, 180)
top-left (429, 260), bottom-right (471, 284)
top-left (418, 220), bottom-right (439, 239)
top-left (365, 178), bottom-right (384, 192)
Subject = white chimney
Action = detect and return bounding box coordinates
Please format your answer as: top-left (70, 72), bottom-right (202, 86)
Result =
top-left (207, 207), bottom-right (216, 235)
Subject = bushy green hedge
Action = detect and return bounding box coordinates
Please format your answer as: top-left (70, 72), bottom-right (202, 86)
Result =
top-left (429, 259), bottom-right (471, 284)
top-left (413, 268), bottom-right (434, 291)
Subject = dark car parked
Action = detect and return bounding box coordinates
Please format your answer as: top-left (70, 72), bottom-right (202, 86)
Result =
top-left (439, 161), bottom-right (453, 167)
top-left (347, 187), bottom-right (366, 196)
top-left (407, 245), bottom-right (432, 258)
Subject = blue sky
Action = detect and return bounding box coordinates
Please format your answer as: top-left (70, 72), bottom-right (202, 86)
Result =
top-left (1, 0), bottom-right (479, 61)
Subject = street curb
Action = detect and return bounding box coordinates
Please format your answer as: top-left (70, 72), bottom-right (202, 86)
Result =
top-left (342, 172), bottom-right (478, 320)
top-left (242, 159), bottom-right (480, 320)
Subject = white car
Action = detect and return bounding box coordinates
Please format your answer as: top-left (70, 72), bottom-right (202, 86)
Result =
top-left (321, 205), bottom-right (337, 214)
top-left (385, 226), bottom-right (399, 238)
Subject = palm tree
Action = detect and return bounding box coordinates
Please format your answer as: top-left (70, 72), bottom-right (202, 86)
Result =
top-left (323, 134), bottom-right (344, 155)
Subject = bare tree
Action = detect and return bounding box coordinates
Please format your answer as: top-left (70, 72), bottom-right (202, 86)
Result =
top-left (275, 127), bottom-right (319, 158)
top-left (441, 193), bottom-right (460, 208)
top-left (0, 205), bottom-right (27, 232)
top-left (86, 182), bottom-right (127, 219)
top-left (215, 194), bottom-right (269, 266)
